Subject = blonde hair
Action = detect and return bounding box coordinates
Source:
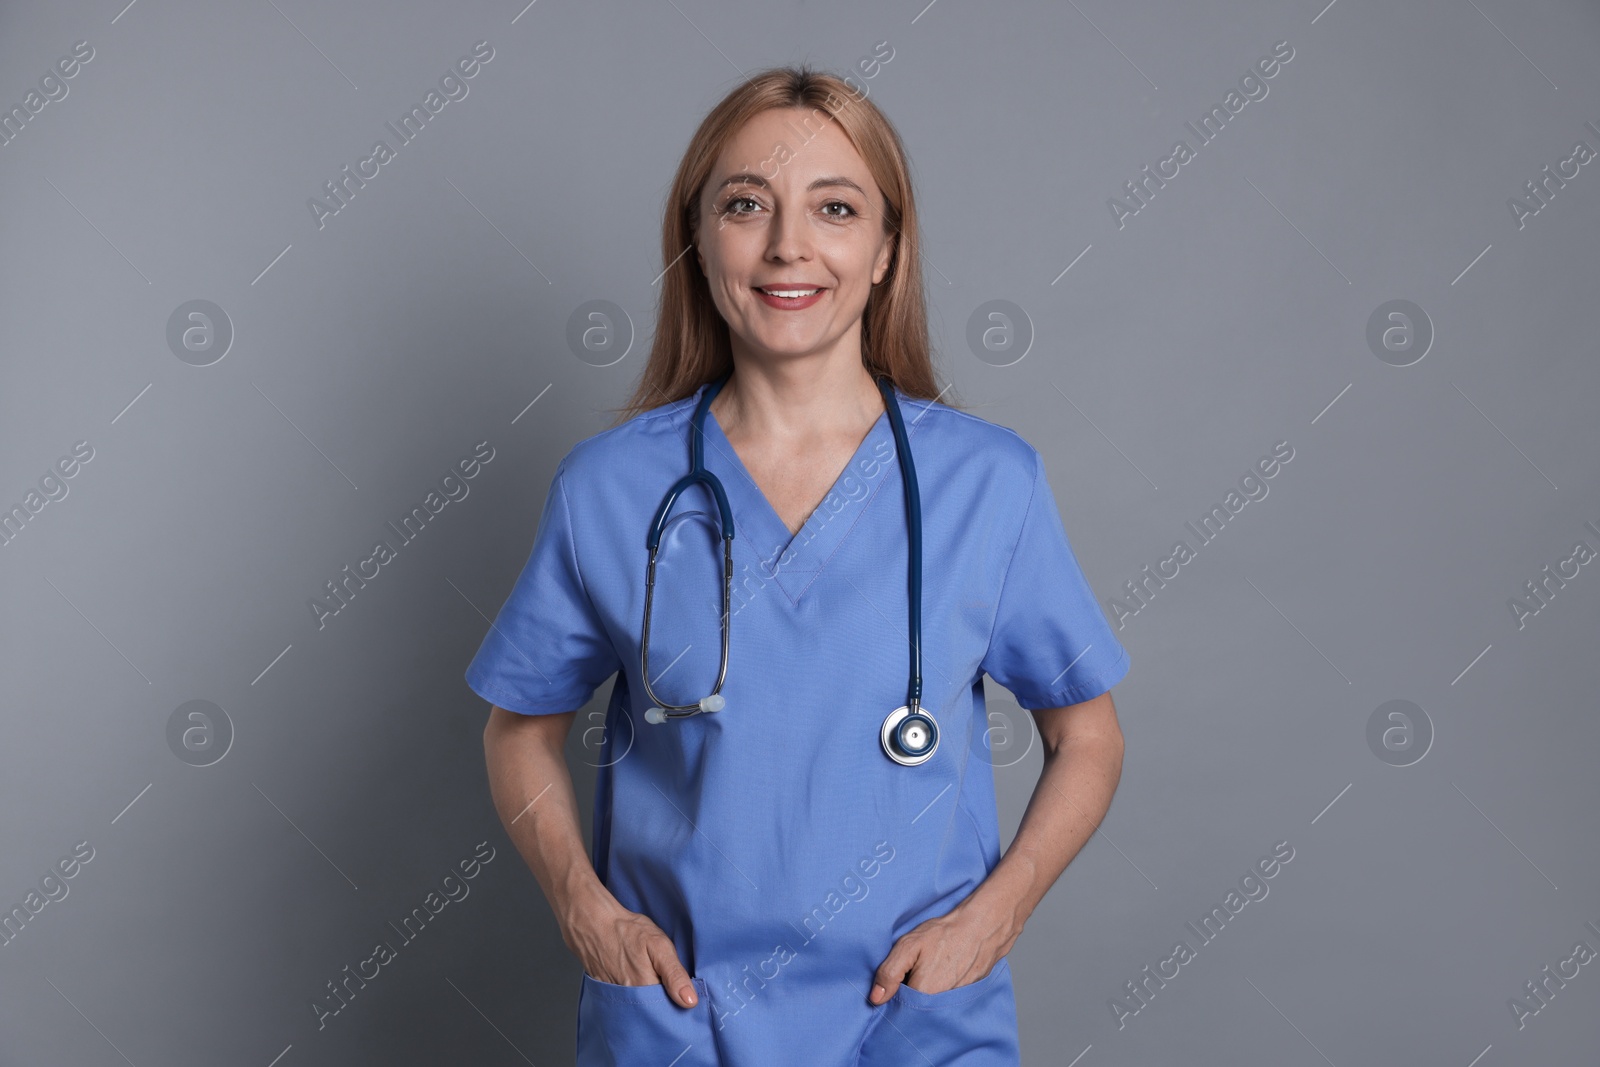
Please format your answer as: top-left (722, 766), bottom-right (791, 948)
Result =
top-left (606, 64), bottom-right (958, 427)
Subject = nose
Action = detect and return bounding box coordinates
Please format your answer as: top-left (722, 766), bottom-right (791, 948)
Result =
top-left (765, 200), bottom-right (813, 263)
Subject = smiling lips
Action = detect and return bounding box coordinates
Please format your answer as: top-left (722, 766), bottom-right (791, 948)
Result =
top-left (754, 285), bottom-right (826, 310)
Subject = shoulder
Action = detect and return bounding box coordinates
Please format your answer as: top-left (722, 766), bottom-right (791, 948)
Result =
top-left (552, 392), bottom-right (698, 485)
top-left (899, 392), bottom-right (1041, 493)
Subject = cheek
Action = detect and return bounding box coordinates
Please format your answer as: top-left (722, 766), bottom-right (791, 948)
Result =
top-left (694, 248), bottom-right (739, 305)
top-left (702, 231), bottom-right (760, 287)
top-left (827, 235), bottom-right (882, 285)
top-left (829, 253), bottom-right (878, 304)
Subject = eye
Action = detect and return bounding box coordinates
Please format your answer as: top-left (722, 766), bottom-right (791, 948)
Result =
top-left (721, 194), bottom-right (762, 216)
top-left (820, 200), bottom-right (858, 219)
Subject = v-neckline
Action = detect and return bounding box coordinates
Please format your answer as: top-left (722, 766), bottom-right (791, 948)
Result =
top-left (692, 382), bottom-right (919, 605)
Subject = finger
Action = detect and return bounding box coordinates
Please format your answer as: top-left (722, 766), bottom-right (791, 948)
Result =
top-left (651, 940), bottom-right (698, 1008)
top-left (869, 945), bottom-right (916, 1005)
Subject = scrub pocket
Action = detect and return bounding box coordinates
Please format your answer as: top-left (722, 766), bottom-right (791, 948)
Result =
top-left (856, 956), bottom-right (1021, 1067)
top-left (576, 973), bottom-right (719, 1067)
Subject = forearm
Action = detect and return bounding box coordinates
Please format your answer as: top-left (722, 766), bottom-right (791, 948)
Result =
top-left (968, 728), bottom-right (1124, 938)
top-left (483, 712), bottom-right (616, 933)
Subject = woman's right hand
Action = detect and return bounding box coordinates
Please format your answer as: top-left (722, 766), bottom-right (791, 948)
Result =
top-left (481, 711), bottom-right (698, 1006)
top-left (562, 891), bottom-right (699, 1007)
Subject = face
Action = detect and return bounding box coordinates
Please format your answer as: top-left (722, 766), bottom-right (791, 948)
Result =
top-left (694, 106), bottom-right (895, 367)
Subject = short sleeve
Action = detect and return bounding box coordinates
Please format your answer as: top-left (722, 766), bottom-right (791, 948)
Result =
top-left (463, 460), bottom-right (622, 714)
top-left (979, 449), bottom-right (1130, 710)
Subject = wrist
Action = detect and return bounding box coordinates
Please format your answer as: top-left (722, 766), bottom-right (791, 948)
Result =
top-left (552, 869), bottom-right (617, 933)
top-left (971, 853), bottom-right (1039, 934)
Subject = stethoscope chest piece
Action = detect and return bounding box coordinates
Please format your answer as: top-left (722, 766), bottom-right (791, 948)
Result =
top-left (880, 705), bottom-right (939, 766)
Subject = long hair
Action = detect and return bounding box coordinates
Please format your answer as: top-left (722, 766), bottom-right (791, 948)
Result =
top-left (605, 64), bottom-right (959, 427)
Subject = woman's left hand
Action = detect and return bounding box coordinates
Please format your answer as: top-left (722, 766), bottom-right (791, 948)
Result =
top-left (868, 886), bottom-right (1025, 1004)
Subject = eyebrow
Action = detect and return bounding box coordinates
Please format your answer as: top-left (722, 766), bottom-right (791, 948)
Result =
top-left (714, 173), bottom-right (869, 198)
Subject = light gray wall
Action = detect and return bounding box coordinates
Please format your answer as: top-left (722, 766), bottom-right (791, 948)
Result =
top-left (3, 1), bottom-right (1598, 1063)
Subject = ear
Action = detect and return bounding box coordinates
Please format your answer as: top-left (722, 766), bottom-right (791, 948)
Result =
top-left (872, 234), bottom-right (895, 286)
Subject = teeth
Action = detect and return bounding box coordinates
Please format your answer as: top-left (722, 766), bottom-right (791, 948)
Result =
top-left (762, 288), bottom-right (820, 297)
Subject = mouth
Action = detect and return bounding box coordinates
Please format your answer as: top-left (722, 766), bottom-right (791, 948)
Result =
top-left (753, 285), bottom-right (827, 310)
top-left (755, 286), bottom-right (825, 297)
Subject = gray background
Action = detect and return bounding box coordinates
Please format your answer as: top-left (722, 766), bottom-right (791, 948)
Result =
top-left (3, 0), bottom-right (1598, 1064)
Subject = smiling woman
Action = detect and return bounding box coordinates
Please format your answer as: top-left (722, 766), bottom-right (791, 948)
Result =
top-left (469, 64), bottom-right (1131, 1067)
top-left (611, 66), bottom-right (937, 423)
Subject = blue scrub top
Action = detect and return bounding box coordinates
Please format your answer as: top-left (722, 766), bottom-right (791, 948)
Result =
top-left (465, 381), bottom-right (1130, 1066)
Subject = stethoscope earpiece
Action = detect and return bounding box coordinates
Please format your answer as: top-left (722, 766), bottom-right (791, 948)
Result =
top-left (644, 692), bottom-right (723, 727)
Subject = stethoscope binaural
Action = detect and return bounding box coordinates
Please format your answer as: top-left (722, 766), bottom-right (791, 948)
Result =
top-left (639, 372), bottom-right (939, 767)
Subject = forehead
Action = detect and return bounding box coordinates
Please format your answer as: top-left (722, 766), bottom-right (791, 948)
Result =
top-left (708, 106), bottom-right (877, 192)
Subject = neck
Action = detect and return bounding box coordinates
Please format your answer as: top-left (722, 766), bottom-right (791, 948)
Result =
top-left (711, 355), bottom-right (885, 444)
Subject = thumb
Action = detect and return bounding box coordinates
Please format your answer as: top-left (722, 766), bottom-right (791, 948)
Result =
top-left (651, 940), bottom-right (698, 1008)
top-left (869, 943), bottom-right (916, 1006)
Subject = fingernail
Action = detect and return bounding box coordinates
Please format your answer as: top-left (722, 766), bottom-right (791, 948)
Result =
top-left (871, 984), bottom-right (885, 1003)
top-left (681, 986), bottom-right (697, 1006)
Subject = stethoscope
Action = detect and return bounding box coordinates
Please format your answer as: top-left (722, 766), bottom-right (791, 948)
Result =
top-left (639, 372), bottom-right (939, 767)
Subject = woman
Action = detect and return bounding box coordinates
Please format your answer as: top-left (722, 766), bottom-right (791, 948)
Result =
top-left (469, 65), bottom-right (1129, 1066)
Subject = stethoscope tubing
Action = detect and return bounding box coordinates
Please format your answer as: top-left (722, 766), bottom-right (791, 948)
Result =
top-left (641, 376), bottom-right (736, 714)
top-left (639, 372), bottom-right (925, 733)
top-left (876, 374), bottom-right (923, 715)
